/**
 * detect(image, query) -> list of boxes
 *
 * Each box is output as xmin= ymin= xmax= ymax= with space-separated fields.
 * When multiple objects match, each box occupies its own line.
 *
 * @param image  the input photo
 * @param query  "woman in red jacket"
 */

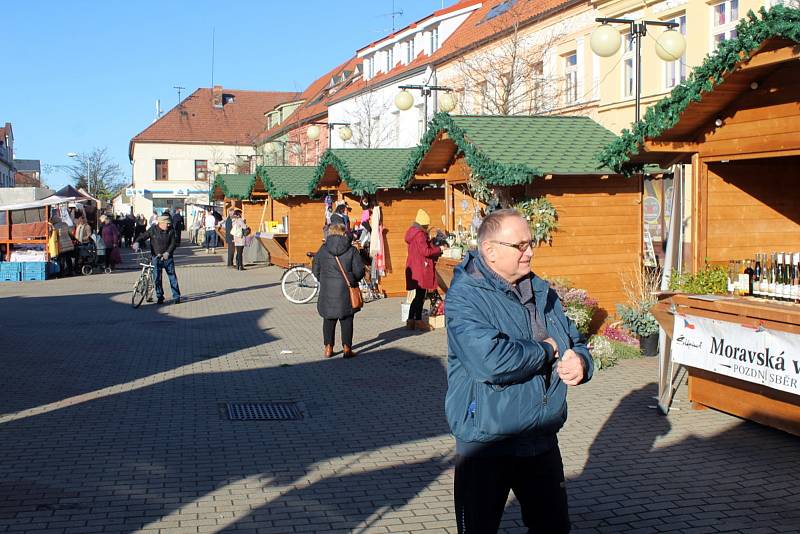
xmin=405 ymin=209 xmax=443 ymax=330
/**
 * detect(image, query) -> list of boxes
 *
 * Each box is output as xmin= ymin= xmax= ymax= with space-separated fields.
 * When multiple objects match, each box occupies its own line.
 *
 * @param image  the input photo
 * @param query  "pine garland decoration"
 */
xmin=212 ymin=173 xmax=257 ymax=200
xmin=599 ymin=5 xmax=800 ymax=176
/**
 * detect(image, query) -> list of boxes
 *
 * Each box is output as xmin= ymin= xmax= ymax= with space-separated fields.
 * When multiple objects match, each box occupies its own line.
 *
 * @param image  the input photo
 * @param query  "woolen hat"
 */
xmin=157 ymin=214 xmax=171 ymax=224
xmin=415 ymin=209 xmax=430 ymax=226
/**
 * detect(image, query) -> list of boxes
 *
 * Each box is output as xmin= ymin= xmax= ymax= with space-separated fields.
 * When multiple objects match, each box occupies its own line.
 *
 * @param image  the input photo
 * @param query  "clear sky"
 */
xmin=4 ymin=0 xmax=449 ymax=190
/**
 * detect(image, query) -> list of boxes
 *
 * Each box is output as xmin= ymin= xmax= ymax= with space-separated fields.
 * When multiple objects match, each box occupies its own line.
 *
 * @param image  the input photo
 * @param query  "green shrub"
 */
xmin=668 ymin=264 xmax=728 ymax=295
xmin=616 ymin=304 xmax=659 ymax=337
xmin=589 ymin=335 xmax=644 ymax=370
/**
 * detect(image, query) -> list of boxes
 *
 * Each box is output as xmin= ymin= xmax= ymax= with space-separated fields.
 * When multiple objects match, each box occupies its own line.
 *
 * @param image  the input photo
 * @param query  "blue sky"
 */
xmin=4 ymin=0 xmax=449 ymax=189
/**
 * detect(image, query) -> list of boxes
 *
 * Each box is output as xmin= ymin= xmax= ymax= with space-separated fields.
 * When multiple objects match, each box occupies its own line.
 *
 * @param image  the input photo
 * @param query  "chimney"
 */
xmin=212 ymin=85 xmax=223 ymax=108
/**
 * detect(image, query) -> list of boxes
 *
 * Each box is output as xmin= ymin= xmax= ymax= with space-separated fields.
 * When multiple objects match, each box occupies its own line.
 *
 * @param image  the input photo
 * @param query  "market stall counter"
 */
xmin=652 ymin=294 xmax=800 ymax=436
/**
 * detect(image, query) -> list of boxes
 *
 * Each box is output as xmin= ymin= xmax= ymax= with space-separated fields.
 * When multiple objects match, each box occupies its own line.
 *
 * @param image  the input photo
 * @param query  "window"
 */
xmin=155 ymin=159 xmax=168 ymax=181
xmin=366 ymin=57 xmax=374 ymax=78
xmin=387 ymin=48 xmax=394 ymax=71
xmin=565 ymin=53 xmax=578 ymax=104
xmin=430 ymin=27 xmax=439 ymax=53
xmin=712 ymin=0 xmax=738 ymax=48
xmin=406 ymin=40 xmax=415 ymax=63
xmin=622 ymin=35 xmax=635 ymax=98
xmin=194 ymin=160 xmax=208 ymax=181
xmin=664 ymin=16 xmax=687 ymax=89
xmin=481 ymin=0 xmax=517 ymax=23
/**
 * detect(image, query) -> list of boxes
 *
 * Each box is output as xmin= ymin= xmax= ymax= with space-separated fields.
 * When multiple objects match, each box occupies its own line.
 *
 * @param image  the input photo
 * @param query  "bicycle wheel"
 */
xmin=282 ymin=266 xmax=318 ymax=304
xmin=81 ymin=264 xmax=93 ymax=276
xmin=131 ymin=275 xmax=147 ymax=308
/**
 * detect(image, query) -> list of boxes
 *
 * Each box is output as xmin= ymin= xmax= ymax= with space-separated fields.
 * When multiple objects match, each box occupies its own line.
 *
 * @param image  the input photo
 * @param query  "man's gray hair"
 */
xmin=477 ymin=208 xmax=525 ymax=247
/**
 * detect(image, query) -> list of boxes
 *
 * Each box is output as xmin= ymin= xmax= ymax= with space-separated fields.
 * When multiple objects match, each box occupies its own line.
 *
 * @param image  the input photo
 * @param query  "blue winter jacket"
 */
xmin=444 ymin=250 xmax=593 ymax=444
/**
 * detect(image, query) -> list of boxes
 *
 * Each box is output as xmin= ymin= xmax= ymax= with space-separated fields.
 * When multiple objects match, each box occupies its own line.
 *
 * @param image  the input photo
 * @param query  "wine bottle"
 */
xmin=759 ymin=253 xmax=769 ymax=297
xmin=744 ymin=259 xmax=754 ymax=296
xmin=794 ymin=252 xmax=800 ymax=303
xmin=783 ymin=253 xmax=793 ymax=301
xmin=753 ymin=254 xmax=762 ymax=297
xmin=768 ymin=253 xmax=777 ymax=299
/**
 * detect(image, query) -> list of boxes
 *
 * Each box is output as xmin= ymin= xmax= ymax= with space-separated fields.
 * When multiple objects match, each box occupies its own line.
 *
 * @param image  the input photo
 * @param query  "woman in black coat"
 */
xmin=312 ymin=223 xmax=365 ymax=359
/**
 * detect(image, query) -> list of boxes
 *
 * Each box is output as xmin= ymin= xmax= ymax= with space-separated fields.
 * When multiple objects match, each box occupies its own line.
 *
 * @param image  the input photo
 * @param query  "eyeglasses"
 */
xmin=490 ymin=239 xmax=536 ymax=253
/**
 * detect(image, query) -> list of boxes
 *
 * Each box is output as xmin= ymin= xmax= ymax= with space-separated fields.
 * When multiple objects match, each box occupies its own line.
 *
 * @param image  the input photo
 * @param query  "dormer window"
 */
xmin=406 ymin=39 xmax=415 ymax=63
xmin=222 ymin=94 xmax=235 ymax=105
xmin=430 ymin=27 xmax=439 ymax=52
xmin=387 ymin=48 xmax=394 ymax=71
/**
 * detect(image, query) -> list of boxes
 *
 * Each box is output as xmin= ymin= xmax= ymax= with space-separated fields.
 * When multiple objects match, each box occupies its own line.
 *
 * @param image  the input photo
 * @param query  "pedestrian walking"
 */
xmin=404 ymin=209 xmax=443 ymax=330
xmin=230 ymin=209 xmax=249 ymax=270
xmin=312 ymin=223 xmax=364 ymax=359
xmin=203 ymin=208 xmax=217 ymax=253
xmin=444 ymin=209 xmax=593 ymax=534
xmin=100 ymin=215 xmax=120 ymax=270
xmin=133 ymin=214 xmax=181 ymax=305
xmin=224 ymin=208 xmax=235 ymax=267
xmin=173 ymin=208 xmax=184 ymax=237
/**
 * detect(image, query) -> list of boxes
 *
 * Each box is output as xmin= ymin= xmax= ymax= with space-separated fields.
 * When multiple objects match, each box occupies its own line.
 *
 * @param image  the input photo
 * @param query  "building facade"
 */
xmin=129 ymin=86 xmax=298 ymax=216
xmin=0 ymin=123 xmax=16 ymax=188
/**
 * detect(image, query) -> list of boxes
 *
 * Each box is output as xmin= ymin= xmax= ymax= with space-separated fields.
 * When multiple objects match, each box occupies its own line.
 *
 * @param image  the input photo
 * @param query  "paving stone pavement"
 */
xmin=1 ymin=244 xmax=798 ymax=534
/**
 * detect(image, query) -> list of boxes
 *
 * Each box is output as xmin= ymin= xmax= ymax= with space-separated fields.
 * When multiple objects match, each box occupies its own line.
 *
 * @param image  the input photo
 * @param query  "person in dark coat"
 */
xmin=312 ymin=223 xmax=365 ymax=359
xmin=223 ymin=208 xmax=235 ymax=268
xmin=405 ymin=208 xmax=443 ymax=330
xmin=133 ymin=214 xmax=181 ymax=305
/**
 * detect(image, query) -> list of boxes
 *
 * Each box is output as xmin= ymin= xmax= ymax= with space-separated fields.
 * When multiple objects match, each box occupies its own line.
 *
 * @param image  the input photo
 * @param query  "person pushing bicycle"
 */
xmin=133 ymin=214 xmax=181 ymax=305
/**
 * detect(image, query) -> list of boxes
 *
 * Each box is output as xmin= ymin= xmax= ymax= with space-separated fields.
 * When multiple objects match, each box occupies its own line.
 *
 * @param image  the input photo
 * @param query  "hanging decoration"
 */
xmin=513 ymin=197 xmax=559 ymax=246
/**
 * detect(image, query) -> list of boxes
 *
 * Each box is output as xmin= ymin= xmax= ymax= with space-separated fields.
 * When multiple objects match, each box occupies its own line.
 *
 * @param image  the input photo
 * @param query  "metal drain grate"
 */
xmin=224 ymin=402 xmax=303 ymax=421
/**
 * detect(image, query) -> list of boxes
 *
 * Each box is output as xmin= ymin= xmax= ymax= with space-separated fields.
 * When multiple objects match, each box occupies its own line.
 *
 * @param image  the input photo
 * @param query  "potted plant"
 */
xmin=617 ymin=265 xmax=661 ymax=356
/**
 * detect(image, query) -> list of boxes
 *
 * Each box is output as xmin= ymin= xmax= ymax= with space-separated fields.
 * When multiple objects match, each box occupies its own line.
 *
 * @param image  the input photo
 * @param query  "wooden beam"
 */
xmin=644 ymin=140 xmax=699 ymax=153
xmin=739 ymin=44 xmax=800 ymax=71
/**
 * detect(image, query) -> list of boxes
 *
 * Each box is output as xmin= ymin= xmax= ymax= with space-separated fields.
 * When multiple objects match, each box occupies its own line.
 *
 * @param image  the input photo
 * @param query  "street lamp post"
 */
xmin=306 ymin=122 xmax=352 ymax=149
xmin=590 ymin=18 xmax=685 ymax=123
xmin=67 ymin=152 xmax=91 ymax=196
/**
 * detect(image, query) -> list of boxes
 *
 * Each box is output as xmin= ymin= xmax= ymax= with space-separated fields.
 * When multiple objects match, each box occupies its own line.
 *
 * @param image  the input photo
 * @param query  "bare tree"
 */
xmin=66 ymin=147 xmax=125 ymax=200
xmin=347 ymin=88 xmax=394 ymax=148
xmin=452 ymin=5 xmax=585 ymax=116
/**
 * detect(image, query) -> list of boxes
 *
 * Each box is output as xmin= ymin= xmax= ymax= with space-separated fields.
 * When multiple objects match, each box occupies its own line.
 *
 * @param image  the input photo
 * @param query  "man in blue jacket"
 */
xmin=445 ymin=209 xmax=593 ymax=533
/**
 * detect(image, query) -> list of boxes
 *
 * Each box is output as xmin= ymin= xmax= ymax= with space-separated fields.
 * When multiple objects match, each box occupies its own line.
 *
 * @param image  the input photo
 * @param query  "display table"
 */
xmin=255 ymin=232 xmax=290 ymax=268
xmin=652 ymin=294 xmax=800 ymax=436
xmin=436 ymin=257 xmax=461 ymax=292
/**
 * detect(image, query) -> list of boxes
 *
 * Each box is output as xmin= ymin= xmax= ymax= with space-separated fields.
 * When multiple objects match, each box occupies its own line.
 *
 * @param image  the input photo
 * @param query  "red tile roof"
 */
xmin=329 ymin=0 xmax=579 ymax=105
xmin=256 ymin=56 xmax=362 ymax=143
xmin=15 ymin=171 xmax=40 ymax=187
xmin=129 ymin=87 xmax=300 ymax=159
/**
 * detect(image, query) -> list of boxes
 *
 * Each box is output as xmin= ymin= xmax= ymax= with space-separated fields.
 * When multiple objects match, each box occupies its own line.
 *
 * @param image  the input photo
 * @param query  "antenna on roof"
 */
xmin=173 ymin=86 xmax=185 ymax=106
xmin=211 ymin=27 xmax=216 ymax=88
xmin=382 ymin=0 xmax=403 ymax=32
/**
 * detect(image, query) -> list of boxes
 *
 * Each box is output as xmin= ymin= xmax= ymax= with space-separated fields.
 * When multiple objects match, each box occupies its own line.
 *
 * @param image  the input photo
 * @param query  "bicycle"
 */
xmin=281 ymin=252 xmax=319 ymax=304
xmin=131 ymin=251 xmax=155 ymax=308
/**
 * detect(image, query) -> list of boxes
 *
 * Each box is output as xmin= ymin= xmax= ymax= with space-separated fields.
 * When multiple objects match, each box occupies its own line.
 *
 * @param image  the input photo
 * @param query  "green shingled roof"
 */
xmin=310 ymin=148 xmax=416 ymax=195
xmin=399 ymin=113 xmax=617 ymax=187
xmin=257 ymin=166 xmax=316 ymax=199
xmin=599 ymin=5 xmax=800 ymax=175
xmin=213 ymin=174 xmax=257 ymax=199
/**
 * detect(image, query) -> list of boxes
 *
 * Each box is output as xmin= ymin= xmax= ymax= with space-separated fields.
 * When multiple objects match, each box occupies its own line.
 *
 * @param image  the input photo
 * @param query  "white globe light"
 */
xmin=263 ymin=142 xmax=276 ymax=154
xmin=439 ymin=92 xmax=457 ymax=113
xmin=338 ymin=126 xmax=353 ymax=142
xmin=306 ymin=124 xmax=321 ymax=140
xmin=655 ymin=29 xmax=686 ymax=62
xmin=395 ymin=90 xmax=414 ymax=111
xmin=590 ymin=24 xmax=621 ymax=57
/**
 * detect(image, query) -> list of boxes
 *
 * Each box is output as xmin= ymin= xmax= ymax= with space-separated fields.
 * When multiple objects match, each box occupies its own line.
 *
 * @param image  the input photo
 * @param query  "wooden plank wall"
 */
xmin=376 ymin=189 xmax=446 ymax=296
xmin=524 ymin=175 xmax=643 ymax=326
xmin=241 ymin=201 xmax=263 ymax=231
xmin=285 ymin=197 xmax=326 ymax=264
xmin=704 ymin=157 xmax=800 ymax=264
xmin=452 ymin=185 xmax=485 ymax=233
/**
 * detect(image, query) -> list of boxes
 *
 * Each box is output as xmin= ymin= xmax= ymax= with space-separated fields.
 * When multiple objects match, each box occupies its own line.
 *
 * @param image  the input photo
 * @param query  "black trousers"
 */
xmin=454 ymin=446 xmax=570 ymax=534
xmin=235 ymin=246 xmax=244 ymax=269
xmin=409 ymin=288 xmax=426 ymax=320
xmin=323 ymin=315 xmax=354 ymax=347
xmin=227 ymin=241 xmax=235 ymax=266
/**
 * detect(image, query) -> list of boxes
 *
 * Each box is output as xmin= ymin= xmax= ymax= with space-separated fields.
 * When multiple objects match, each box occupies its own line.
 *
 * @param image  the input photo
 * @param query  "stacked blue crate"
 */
xmin=0 ymin=262 xmax=22 ymax=282
xmin=21 ymin=262 xmax=48 ymax=281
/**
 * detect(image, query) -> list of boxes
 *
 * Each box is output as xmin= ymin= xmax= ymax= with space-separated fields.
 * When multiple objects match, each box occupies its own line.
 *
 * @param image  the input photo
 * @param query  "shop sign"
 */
xmin=125 ymin=187 xmax=147 ymax=197
xmin=672 ymin=314 xmax=800 ymax=396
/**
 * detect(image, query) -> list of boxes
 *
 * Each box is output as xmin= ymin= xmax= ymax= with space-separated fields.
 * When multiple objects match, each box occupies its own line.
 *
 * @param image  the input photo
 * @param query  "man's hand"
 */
xmin=160 ymin=252 xmax=170 ymax=260
xmin=543 ymin=337 xmax=559 ymax=359
xmin=557 ymin=349 xmax=585 ymax=386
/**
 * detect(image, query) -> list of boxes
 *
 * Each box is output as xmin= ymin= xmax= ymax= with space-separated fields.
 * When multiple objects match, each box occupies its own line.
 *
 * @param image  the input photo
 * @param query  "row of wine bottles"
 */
xmin=728 ymin=253 xmax=800 ymax=301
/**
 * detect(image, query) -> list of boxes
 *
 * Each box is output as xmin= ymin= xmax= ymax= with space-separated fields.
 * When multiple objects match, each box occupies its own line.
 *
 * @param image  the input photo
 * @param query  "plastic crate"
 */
xmin=0 ymin=262 xmax=22 ymax=274
xmin=21 ymin=262 xmax=48 ymax=281
xmin=0 ymin=270 xmax=21 ymax=282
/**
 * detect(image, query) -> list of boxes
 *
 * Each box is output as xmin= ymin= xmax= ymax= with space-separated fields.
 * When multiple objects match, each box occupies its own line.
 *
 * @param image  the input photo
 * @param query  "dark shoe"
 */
xmin=324 ymin=345 xmax=333 ymax=358
xmin=172 ymin=297 xmax=181 ymax=304
xmin=156 ymin=297 xmax=165 ymax=305
xmin=146 ymin=296 xmax=154 ymax=303
xmin=406 ymin=319 xmax=415 ymax=330
xmin=342 ymin=346 xmax=356 ymax=359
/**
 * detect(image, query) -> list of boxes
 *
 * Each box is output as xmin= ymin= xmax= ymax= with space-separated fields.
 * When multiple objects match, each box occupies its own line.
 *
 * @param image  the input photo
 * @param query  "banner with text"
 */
xmin=672 ymin=314 xmax=800 ymax=396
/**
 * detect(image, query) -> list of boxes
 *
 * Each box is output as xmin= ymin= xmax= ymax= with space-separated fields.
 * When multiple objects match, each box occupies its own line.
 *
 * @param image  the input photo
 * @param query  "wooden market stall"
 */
xmin=601 ymin=8 xmax=800 ymax=434
xmin=402 ymin=113 xmax=644 ymax=324
xmin=257 ymin=166 xmax=324 ymax=268
xmin=211 ymin=173 xmax=269 ymax=244
xmin=312 ymin=148 xmax=445 ymax=296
